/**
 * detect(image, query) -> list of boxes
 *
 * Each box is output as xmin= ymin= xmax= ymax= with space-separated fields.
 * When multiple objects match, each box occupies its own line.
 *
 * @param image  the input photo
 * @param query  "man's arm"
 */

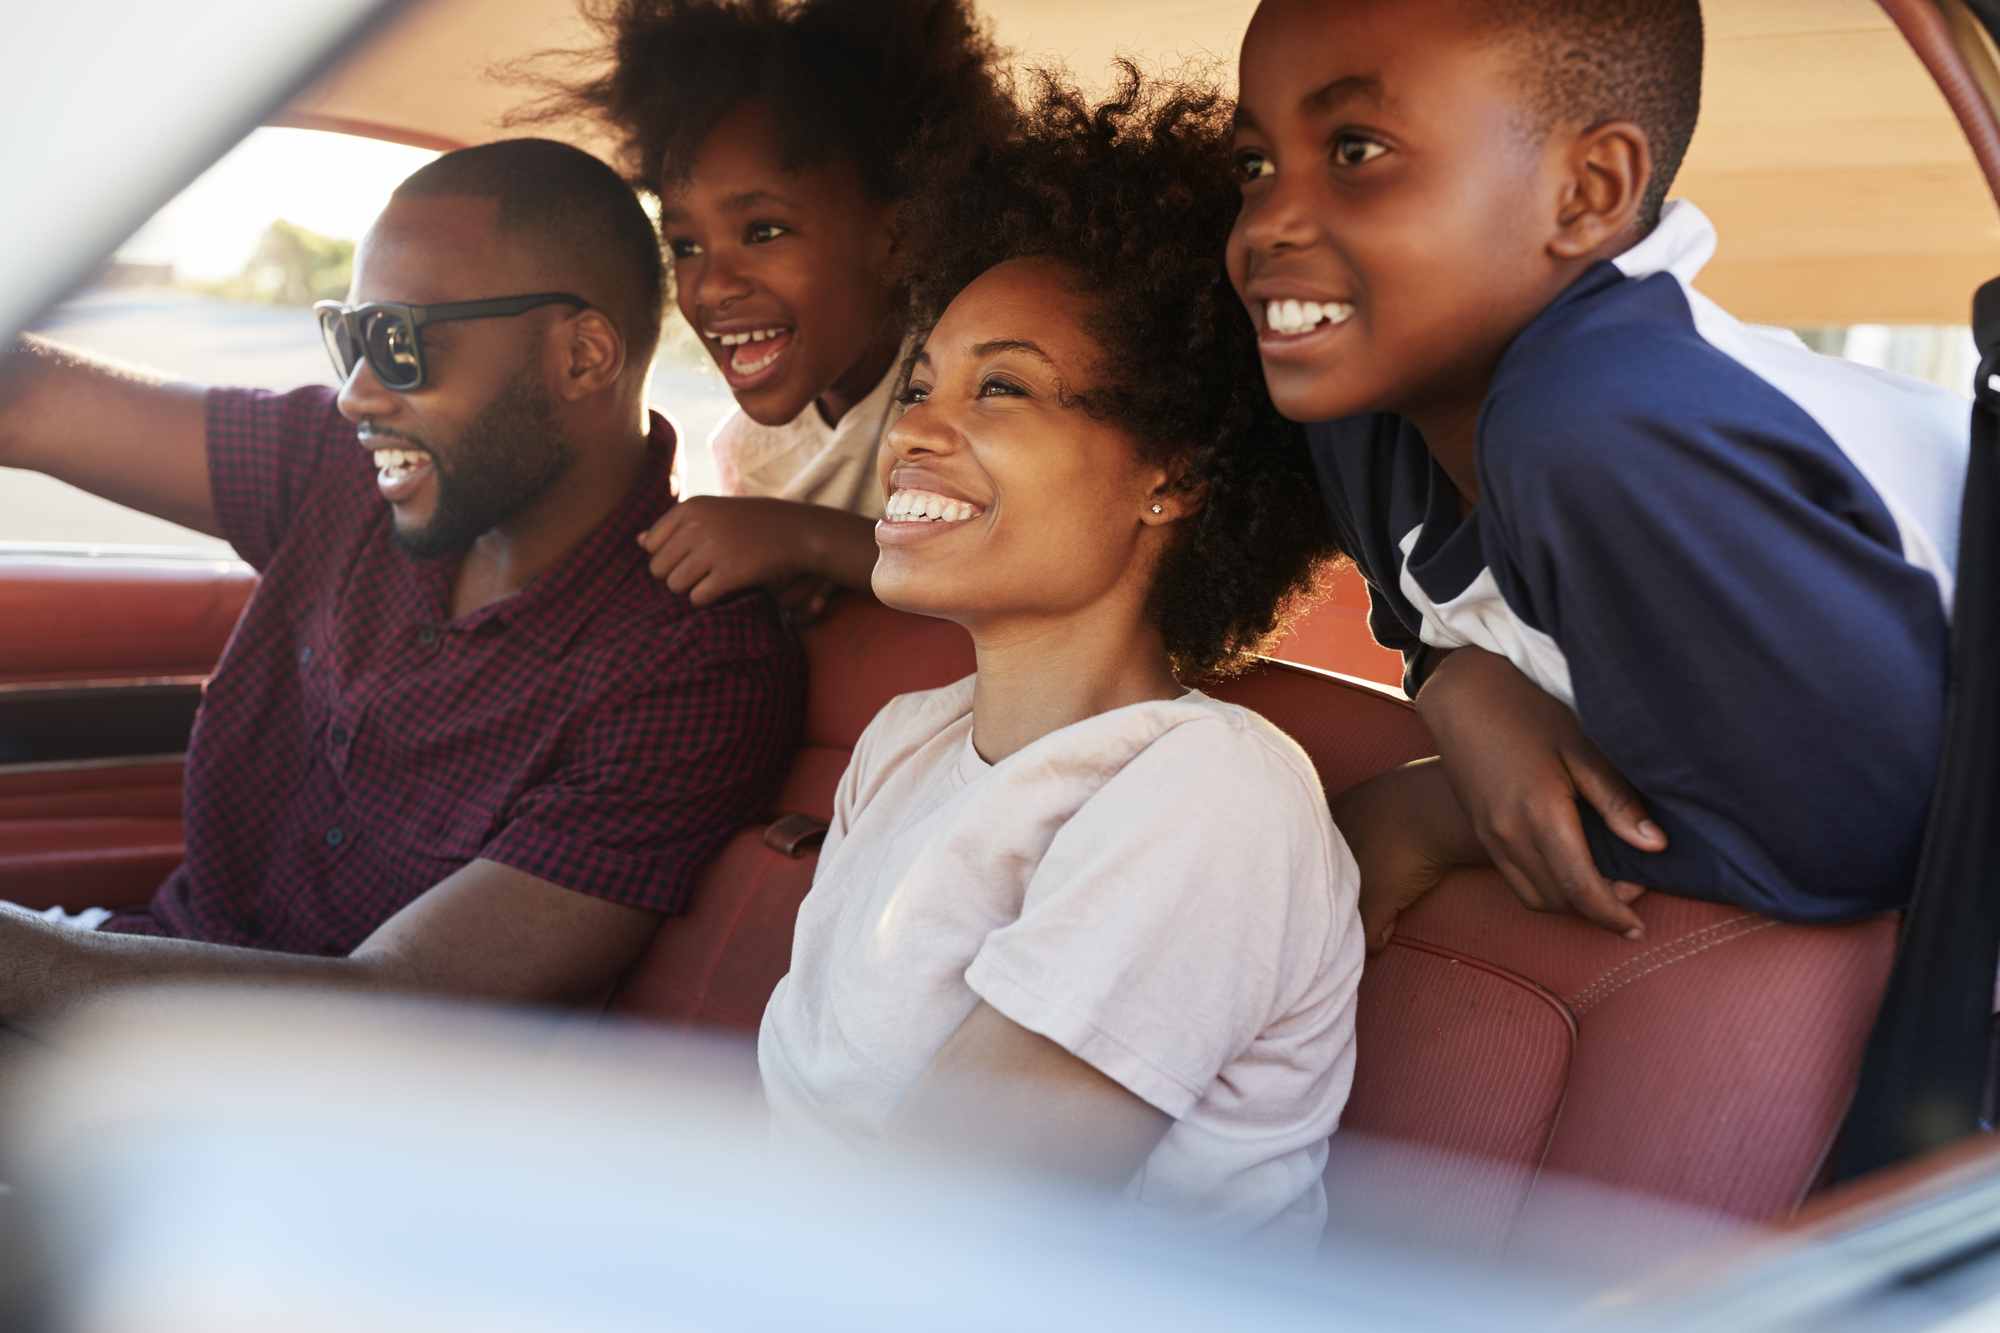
xmin=0 ymin=858 xmax=661 ymax=1029
xmin=0 ymin=335 xmax=218 ymax=535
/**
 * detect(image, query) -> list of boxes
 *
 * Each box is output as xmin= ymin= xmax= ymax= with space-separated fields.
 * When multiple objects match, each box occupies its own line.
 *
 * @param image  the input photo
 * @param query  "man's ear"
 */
xmin=550 ymin=309 xmax=626 ymax=401
xmin=1548 ymin=120 xmax=1651 ymax=261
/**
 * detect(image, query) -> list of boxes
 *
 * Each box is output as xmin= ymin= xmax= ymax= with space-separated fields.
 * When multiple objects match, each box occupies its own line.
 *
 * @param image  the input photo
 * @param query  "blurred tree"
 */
xmin=202 ymin=220 xmax=353 ymax=306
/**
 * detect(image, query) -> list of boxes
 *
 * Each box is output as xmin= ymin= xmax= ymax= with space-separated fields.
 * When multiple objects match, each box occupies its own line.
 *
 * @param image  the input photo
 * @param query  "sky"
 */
xmin=115 ymin=127 xmax=440 ymax=283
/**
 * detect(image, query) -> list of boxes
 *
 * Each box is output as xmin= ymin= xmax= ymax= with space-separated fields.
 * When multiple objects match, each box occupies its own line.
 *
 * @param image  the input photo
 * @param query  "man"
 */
xmin=0 ymin=139 xmax=805 ymax=1034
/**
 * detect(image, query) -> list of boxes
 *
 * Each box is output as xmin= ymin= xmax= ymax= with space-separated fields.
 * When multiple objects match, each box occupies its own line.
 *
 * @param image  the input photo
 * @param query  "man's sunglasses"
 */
xmin=314 ymin=292 xmax=589 ymax=392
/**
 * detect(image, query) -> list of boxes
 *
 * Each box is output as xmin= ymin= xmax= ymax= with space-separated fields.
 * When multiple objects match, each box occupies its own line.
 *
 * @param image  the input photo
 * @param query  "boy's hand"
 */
xmin=1414 ymin=646 xmax=1663 ymax=942
xmin=637 ymin=495 xmax=878 ymax=613
xmin=1331 ymin=758 xmax=1486 ymax=952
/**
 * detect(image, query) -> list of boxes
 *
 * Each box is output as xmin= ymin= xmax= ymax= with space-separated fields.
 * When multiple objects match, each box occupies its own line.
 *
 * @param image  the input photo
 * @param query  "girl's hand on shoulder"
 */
xmin=1414 ymin=646 xmax=1663 ymax=942
xmin=637 ymin=496 xmax=875 ymax=615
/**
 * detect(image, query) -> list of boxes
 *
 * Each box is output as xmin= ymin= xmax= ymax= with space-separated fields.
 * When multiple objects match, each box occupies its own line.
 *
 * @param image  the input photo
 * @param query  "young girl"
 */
xmin=758 ymin=68 xmax=1359 ymax=1251
xmin=551 ymin=0 xmax=1012 ymax=618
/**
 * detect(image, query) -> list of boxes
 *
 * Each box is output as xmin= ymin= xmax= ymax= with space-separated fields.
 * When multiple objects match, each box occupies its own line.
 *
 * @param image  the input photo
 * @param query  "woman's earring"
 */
xmin=1151 ymin=503 xmax=1163 ymax=514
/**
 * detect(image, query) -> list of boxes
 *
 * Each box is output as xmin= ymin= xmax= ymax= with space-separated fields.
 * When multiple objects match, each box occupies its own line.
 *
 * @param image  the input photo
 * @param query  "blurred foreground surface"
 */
xmin=0 ymin=988 xmax=1585 ymax=1333
xmin=10 ymin=989 xmax=2000 ymax=1331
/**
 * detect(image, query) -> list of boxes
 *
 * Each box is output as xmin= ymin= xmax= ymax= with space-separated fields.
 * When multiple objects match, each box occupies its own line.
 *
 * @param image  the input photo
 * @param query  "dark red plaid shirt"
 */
xmin=103 ymin=386 xmax=805 ymax=954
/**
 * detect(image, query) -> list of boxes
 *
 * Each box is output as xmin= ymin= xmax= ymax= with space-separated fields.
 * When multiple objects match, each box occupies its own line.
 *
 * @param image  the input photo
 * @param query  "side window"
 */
xmin=5 ymin=127 xmax=438 ymax=559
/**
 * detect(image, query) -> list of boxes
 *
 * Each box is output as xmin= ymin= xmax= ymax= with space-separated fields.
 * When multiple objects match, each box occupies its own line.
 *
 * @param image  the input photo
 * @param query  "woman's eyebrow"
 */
xmin=971 ymin=338 xmax=1055 ymax=365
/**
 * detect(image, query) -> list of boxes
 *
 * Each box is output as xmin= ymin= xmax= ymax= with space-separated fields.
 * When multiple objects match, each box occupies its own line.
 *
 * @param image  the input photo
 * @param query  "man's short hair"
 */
xmin=393 ymin=137 xmax=667 ymax=365
xmin=1477 ymin=0 xmax=1703 ymax=229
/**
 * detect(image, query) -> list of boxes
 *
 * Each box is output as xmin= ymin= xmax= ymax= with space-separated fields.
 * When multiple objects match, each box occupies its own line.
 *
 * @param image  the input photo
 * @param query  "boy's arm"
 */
xmin=1414 ymin=645 xmax=1662 ymax=940
xmin=0 ymin=335 xmax=218 ymax=535
xmin=639 ymin=495 xmax=878 ymax=619
xmin=1475 ymin=376 xmax=1950 ymax=923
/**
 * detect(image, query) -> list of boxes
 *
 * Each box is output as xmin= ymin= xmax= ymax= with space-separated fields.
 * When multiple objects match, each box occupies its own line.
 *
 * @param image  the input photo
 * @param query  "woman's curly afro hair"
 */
xmin=521 ymin=0 xmax=1013 ymax=201
xmin=900 ymin=64 xmax=1339 ymax=679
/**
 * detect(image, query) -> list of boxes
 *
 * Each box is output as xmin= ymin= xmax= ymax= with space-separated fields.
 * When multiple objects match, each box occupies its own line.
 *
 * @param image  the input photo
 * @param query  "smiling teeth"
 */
xmin=710 ymin=327 xmax=789 ymax=347
xmin=885 ymin=489 xmax=981 ymax=522
xmin=372 ymin=447 xmax=430 ymax=479
xmin=731 ymin=342 xmax=785 ymax=376
xmin=1265 ymin=299 xmax=1355 ymax=336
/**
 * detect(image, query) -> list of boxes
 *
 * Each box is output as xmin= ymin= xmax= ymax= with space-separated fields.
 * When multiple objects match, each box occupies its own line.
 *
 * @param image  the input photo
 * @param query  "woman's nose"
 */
xmin=883 ymin=401 xmax=956 ymax=460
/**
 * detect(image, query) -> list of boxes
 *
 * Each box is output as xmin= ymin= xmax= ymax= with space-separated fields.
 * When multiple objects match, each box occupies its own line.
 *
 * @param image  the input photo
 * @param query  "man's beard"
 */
xmin=394 ymin=371 xmax=572 ymax=559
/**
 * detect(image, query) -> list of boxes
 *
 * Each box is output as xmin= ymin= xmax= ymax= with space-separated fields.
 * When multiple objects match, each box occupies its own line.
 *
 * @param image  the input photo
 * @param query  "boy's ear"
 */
xmin=1548 ymin=120 xmax=1651 ymax=261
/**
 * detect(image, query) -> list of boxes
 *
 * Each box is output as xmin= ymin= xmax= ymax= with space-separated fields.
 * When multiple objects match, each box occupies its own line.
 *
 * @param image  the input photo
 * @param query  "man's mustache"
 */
xmin=358 ymin=425 xmax=427 ymax=449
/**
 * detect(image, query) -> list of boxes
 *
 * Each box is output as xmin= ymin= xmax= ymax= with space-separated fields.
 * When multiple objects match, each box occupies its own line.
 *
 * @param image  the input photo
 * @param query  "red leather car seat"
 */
xmin=605 ymin=596 xmax=977 ymax=1028
xmin=612 ymin=597 xmax=1897 ymax=1252
xmin=1202 ymin=662 xmax=1897 ymax=1250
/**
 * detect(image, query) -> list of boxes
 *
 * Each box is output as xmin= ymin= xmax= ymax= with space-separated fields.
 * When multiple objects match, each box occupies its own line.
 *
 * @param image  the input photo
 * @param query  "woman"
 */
xmin=758 ymin=67 xmax=1361 ymax=1251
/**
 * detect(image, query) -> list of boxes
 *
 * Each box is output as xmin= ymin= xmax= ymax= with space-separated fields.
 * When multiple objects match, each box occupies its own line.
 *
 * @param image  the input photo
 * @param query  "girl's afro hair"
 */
xmin=517 ymin=0 xmax=1013 ymax=201
xmin=899 ymin=62 xmax=1340 ymax=679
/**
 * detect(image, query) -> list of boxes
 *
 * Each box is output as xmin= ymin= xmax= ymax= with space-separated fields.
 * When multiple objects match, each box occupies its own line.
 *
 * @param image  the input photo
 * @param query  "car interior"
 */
xmin=7 ymin=0 xmax=2000 ymax=1292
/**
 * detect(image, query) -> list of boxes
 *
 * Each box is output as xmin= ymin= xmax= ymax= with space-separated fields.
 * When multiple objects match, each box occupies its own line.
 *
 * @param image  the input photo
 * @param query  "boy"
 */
xmin=539 ymin=0 xmax=1011 ymax=620
xmin=1227 ymin=0 xmax=1968 ymax=945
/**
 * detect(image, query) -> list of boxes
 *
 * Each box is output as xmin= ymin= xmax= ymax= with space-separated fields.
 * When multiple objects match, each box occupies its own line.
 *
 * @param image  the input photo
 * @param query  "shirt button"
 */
xmin=324 ymin=826 xmax=345 ymax=847
xmin=242 ymin=916 xmax=264 ymax=939
xmin=330 ymin=725 xmax=349 ymax=746
xmin=299 ymin=645 xmax=313 ymax=665
xmin=417 ymin=626 xmax=439 ymax=646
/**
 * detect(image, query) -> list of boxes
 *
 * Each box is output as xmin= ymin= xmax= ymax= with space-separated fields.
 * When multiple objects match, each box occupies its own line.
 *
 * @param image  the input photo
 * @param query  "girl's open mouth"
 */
xmin=708 ymin=326 xmax=795 ymax=385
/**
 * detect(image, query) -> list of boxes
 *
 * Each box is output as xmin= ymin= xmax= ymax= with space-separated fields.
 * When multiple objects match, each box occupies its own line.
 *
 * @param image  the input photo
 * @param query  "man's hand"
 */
xmin=637 ymin=495 xmax=878 ymax=619
xmin=1332 ymin=758 xmax=1489 ymax=952
xmin=1415 ymin=645 xmax=1663 ymax=942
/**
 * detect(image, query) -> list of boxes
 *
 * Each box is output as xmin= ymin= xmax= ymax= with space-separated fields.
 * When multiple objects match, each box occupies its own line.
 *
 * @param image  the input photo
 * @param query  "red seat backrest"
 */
xmin=1203 ymin=662 xmax=1896 ymax=1254
xmin=605 ymin=596 xmax=976 ymax=1029
xmin=610 ymin=600 xmax=1896 ymax=1252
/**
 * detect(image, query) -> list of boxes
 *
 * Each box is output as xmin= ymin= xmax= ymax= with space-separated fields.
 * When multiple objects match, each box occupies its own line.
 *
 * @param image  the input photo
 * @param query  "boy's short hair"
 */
xmin=394 ymin=138 xmax=666 ymax=363
xmin=528 ymin=0 xmax=1013 ymax=202
xmin=1478 ymin=0 xmax=1703 ymax=228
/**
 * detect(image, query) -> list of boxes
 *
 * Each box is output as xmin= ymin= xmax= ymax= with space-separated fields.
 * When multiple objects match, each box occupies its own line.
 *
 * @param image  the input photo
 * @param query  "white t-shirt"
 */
xmin=706 ymin=362 xmax=900 ymax=519
xmin=758 ymin=676 xmax=1364 ymax=1250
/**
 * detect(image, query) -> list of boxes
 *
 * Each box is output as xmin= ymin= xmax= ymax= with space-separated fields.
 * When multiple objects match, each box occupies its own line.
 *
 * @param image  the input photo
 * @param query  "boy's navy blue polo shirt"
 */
xmin=1308 ymin=202 xmax=1968 ymax=925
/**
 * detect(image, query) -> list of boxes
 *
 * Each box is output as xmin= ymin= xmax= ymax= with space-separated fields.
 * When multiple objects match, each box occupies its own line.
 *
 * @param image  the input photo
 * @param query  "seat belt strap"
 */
xmin=1839 ymin=277 xmax=2000 ymax=1178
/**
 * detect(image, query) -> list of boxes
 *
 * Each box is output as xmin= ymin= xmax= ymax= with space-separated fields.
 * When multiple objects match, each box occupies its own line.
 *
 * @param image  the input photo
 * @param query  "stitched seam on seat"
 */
xmin=1567 ymin=917 xmax=1749 ymax=1008
xmin=1571 ymin=917 xmax=1777 ymax=1015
